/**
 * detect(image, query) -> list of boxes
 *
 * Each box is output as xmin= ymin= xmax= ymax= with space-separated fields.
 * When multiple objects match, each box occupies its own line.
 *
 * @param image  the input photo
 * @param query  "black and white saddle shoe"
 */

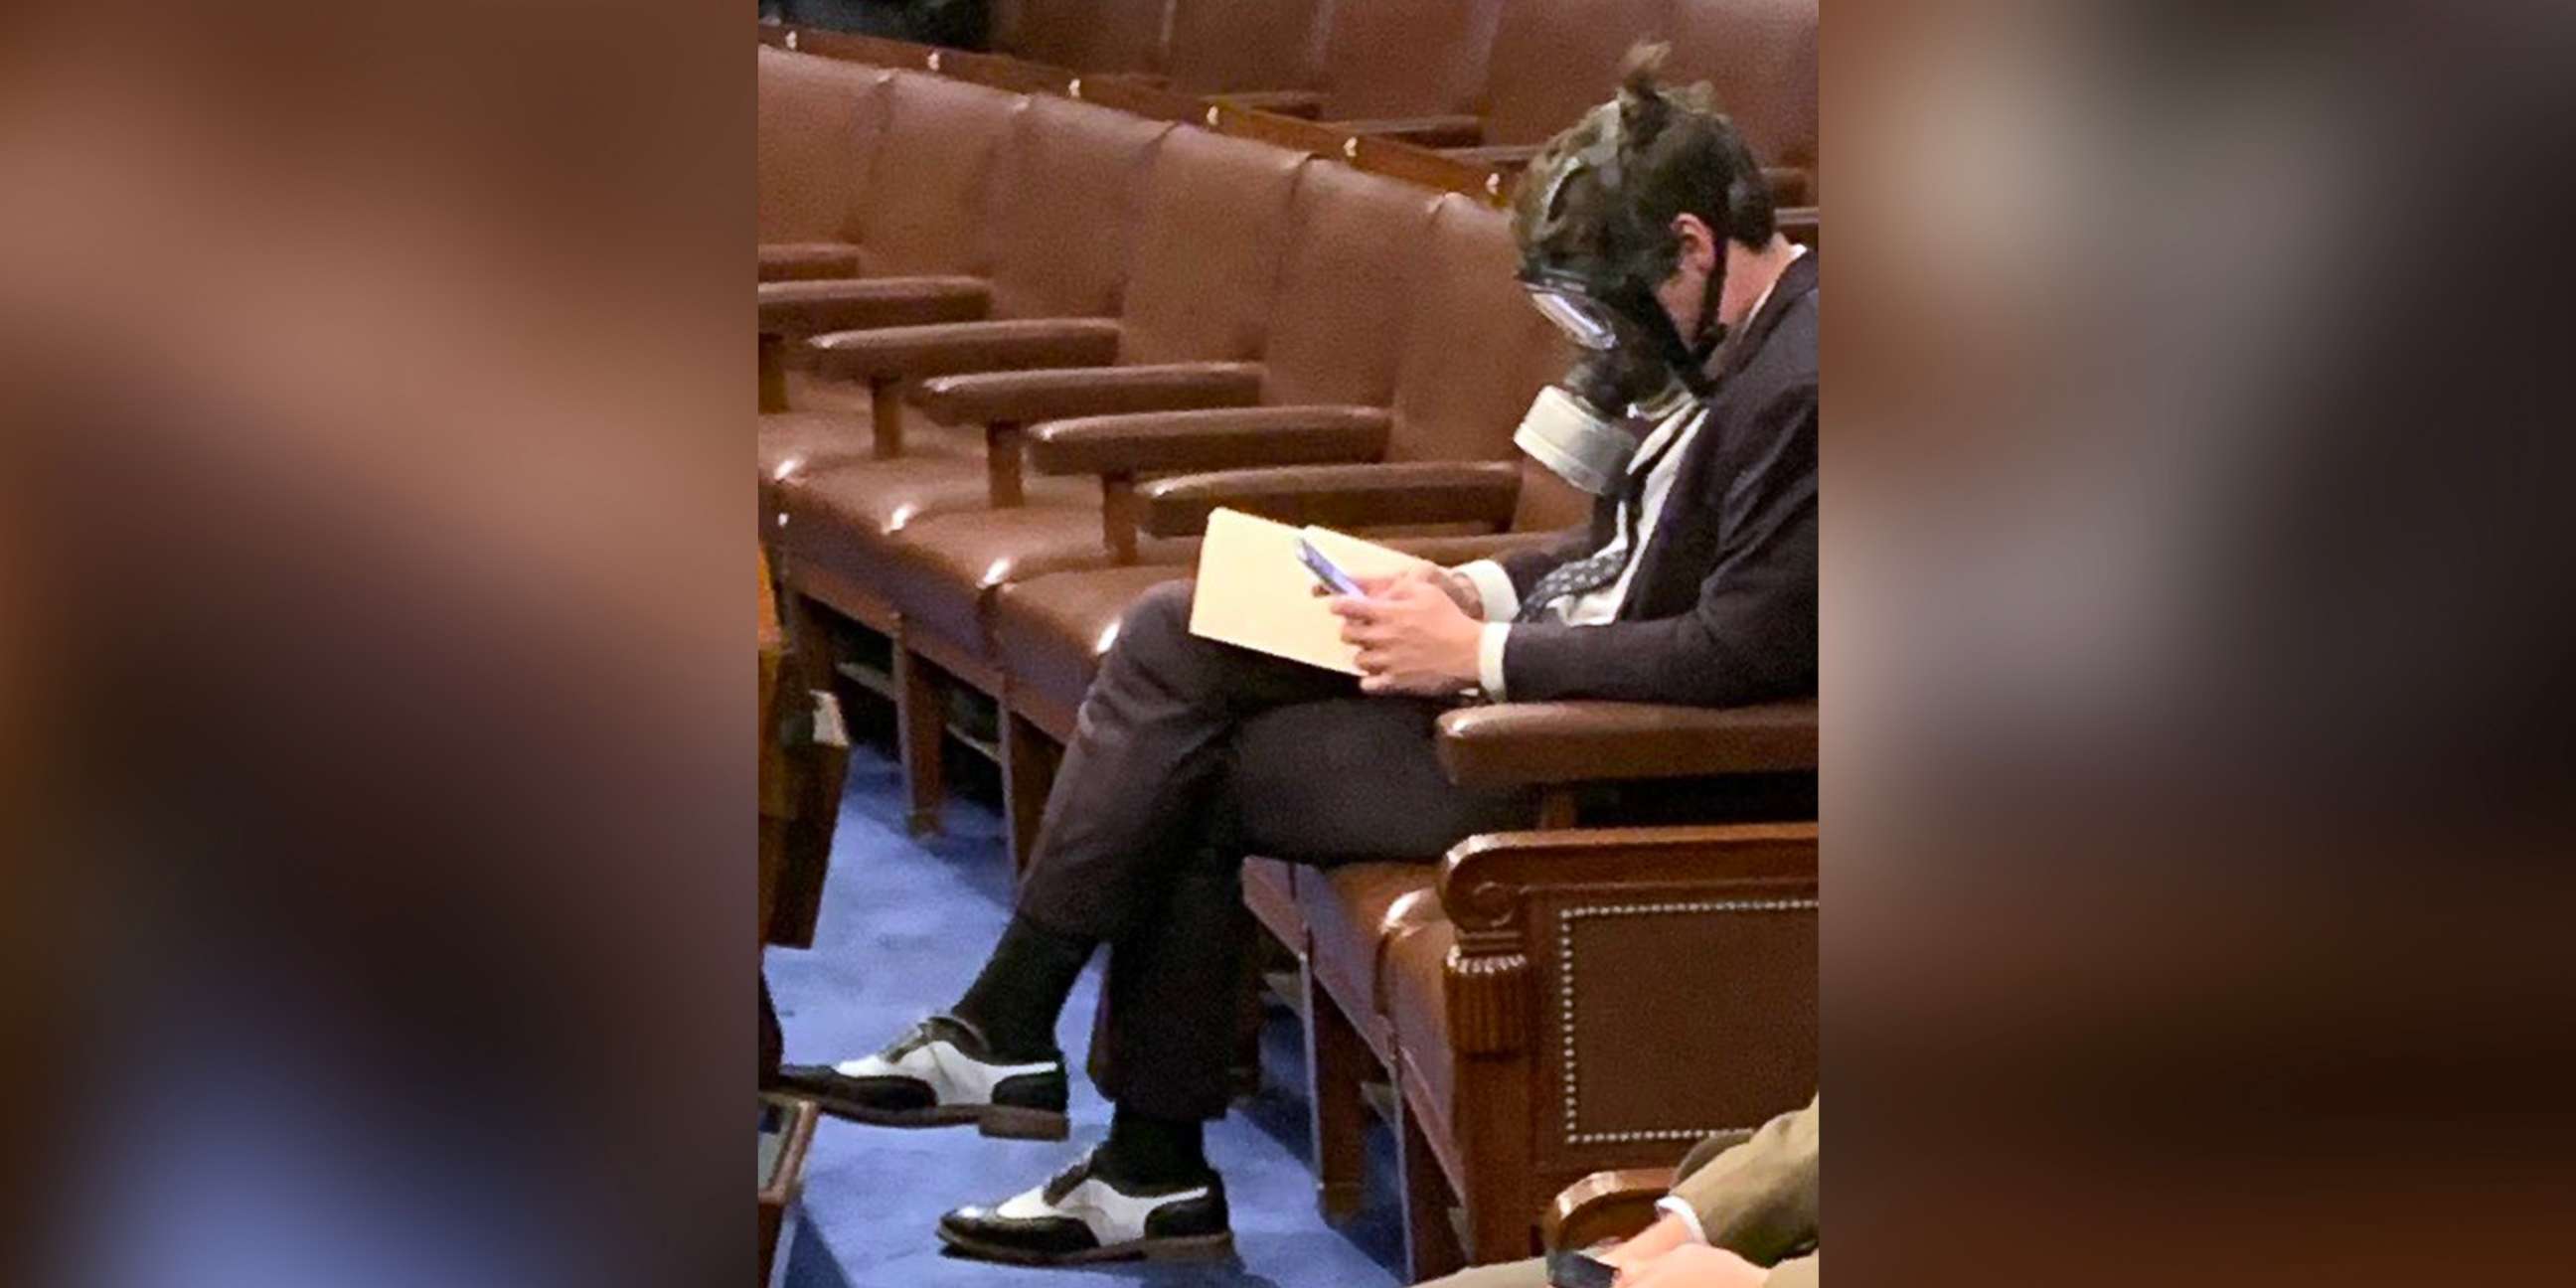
xmin=772 ymin=1015 xmax=1068 ymax=1140
xmin=937 ymin=1152 xmax=1233 ymax=1266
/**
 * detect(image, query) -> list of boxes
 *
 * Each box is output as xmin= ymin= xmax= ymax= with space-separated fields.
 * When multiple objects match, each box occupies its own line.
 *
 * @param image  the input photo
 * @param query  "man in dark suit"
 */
xmin=777 ymin=50 xmax=1818 ymax=1266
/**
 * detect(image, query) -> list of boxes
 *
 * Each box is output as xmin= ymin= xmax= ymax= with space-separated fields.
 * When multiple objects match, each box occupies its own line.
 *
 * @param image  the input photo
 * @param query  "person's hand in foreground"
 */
xmin=1615 ymin=1242 xmax=1769 ymax=1288
xmin=1594 ymin=1210 xmax=1692 ymax=1274
xmin=1328 ymin=567 xmax=1484 ymax=696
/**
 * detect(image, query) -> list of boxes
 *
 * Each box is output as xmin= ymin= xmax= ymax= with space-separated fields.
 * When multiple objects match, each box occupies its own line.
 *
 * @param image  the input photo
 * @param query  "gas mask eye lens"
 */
xmin=1524 ymin=286 xmax=1620 ymax=350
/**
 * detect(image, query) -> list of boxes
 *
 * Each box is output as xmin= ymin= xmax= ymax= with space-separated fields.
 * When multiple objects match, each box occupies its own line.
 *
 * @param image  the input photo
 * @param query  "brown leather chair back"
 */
xmin=983 ymin=95 xmax=1175 ymax=320
xmin=850 ymin=73 xmax=1024 ymax=276
xmin=1666 ymin=0 xmax=1818 ymax=185
xmin=1164 ymin=0 xmax=1329 ymax=94
xmin=991 ymin=0 xmax=1170 ymax=77
xmin=1117 ymin=129 xmax=1312 ymax=366
xmin=1387 ymin=195 xmax=1592 ymax=532
xmin=1314 ymin=0 xmax=1507 ymax=120
xmin=1478 ymin=0 xmax=1669 ymax=146
xmin=1258 ymin=163 xmax=1445 ymax=407
xmin=757 ymin=48 xmax=893 ymax=244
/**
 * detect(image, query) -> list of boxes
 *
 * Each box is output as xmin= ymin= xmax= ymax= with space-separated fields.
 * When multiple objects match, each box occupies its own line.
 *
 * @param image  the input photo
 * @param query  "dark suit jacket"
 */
xmin=1495 ymin=251 xmax=1818 ymax=706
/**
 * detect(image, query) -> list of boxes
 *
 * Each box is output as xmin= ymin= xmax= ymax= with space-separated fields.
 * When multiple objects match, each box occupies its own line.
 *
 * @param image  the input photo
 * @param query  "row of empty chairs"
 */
xmin=980 ymin=0 xmax=1818 ymax=197
xmin=754 ymin=39 xmax=1818 ymax=1277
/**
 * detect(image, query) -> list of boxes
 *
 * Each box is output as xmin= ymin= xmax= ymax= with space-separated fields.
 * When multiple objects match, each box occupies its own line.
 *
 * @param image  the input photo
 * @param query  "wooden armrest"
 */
xmin=1545 ymin=1167 xmax=1679 ymax=1252
xmin=911 ymin=364 xmax=1265 ymax=427
xmin=755 ymin=276 xmax=990 ymax=338
xmin=1435 ymin=700 xmax=1817 ymax=789
xmin=758 ymin=242 xmax=862 ymax=282
xmin=808 ymin=319 xmax=1122 ymax=383
xmin=1026 ymin=406 xmax=1388 ymax=477
xmin=1445 ymin=823 xmax=1815 ymax=889
xmin=1138 ymin=461 xmax=1522 ymax=537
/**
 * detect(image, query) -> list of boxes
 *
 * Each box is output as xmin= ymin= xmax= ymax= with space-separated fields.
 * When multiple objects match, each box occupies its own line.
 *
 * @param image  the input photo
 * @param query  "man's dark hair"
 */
xmin=1515 ymin=44 xmax=1776 ymax=289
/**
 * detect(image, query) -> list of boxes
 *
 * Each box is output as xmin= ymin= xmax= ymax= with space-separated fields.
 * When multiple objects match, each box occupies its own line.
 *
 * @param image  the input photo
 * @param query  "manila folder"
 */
xmin=1186 ymin=508 xmax=1430 ymax=674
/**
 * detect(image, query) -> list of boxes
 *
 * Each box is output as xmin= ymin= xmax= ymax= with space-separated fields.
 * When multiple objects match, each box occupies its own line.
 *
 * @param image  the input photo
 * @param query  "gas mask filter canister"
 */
xmin=1511 ymin=374 xmax=1693 ymax=497
xmin=1513 ymin=385 xmax=1633 ymax=496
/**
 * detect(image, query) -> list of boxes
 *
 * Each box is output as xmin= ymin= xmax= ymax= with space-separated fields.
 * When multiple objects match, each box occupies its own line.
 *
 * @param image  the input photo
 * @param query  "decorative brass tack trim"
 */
xmin=1557 ymin=898 xmax=1817 ymax=1145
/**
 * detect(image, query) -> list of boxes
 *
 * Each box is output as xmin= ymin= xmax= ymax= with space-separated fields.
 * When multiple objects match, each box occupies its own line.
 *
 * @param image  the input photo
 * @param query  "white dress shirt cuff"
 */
xmin=1476 ymin=623 xmax=1513 ymax=703
xmin=1654 ymin=1196 xmax=1711 ymax=1245
xmin=1452 ymin=560 xmax=1521 ymax=623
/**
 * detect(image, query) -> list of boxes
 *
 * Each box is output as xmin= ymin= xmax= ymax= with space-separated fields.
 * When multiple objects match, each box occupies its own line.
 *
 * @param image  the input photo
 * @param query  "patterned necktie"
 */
xmin=1516 ymin=422 xmax=1684 ymax=623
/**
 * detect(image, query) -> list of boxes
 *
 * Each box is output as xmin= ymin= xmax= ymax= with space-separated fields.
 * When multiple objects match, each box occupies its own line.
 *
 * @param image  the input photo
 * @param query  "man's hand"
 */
xmin=1329 ymin=571 xmax=1484 ymax=696
xmin=1596 ymin=1212 xmax=1692 ymax=1274
xmin=1310 ymin=564 xmax=1483 ymax=618
xmin=1617 ymin=1244 xmax=1768 ymax=1288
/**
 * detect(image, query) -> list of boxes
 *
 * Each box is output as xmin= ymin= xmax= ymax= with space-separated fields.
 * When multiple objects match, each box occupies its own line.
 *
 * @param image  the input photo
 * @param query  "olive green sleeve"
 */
xmin=1669 ymin=1095 xmax=1819 ymax=1267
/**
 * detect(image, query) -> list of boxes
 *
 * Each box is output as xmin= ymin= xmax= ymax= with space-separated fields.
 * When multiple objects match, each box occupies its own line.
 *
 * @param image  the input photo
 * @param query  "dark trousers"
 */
xmin=1016 ymin=582 xmax=1533 ymax=1120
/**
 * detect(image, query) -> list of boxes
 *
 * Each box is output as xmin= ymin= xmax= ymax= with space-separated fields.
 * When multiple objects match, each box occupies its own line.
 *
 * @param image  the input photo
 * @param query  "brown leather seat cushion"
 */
xmin=1384 ymin=914 xmax=1458 ymax=1121
xmin=989 ymin=564 xmax=1193 ymax=717
xmin=873 ymin=508 xmax=1198 ymax=656
xmin=779 ymin=459 xmax=1096 ymax=566
xmin=1299 ymin=862 xmax=1443 ymax=1056
xmin=757 ymin=410 xmax=989 ymax=514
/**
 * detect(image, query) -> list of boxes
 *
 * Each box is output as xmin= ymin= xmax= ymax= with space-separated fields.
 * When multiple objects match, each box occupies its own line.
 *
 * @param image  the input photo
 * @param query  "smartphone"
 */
xmin=1295 ymin=536 xmax=1366 ymax=596
xmin=1544 ymin=1249 xmax=1619 ymax=1288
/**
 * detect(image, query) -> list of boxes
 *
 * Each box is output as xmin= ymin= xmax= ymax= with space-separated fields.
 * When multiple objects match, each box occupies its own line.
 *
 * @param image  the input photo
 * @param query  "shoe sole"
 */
xmin=936 ymin=1225 xmax=1235 ymax=1266
xmin=802 ymin=1093 xmax=1070 ymax=1142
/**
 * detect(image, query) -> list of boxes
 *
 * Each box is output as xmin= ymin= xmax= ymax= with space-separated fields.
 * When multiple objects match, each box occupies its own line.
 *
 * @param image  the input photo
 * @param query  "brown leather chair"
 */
xmin=757 ymin=48 xmax=895 ymax=279
xmin=1380 ymin=823 xmax=1817 ymax=1277
xmin=988 ymin=0 xmax=1334 ymax=96
xmin=829 ymin=159 xmax=1443 ymax=827
xmin=773 ymin=123 xmax=1309 ymax=619
xmin=989 ymin=0 xmax=1171 ymax=79
xmin=759 ymin=88 xmax=1174 ymax=519
xmin=1299 ymin=696 xmax=1816 ymax=1272
xmin=1160 ymin=0 xmax=1333 ymax=94
xmin=755 ymin=67 xmax=1029 ymax=485
xmin=1218 ymin=0 xmax=1507 ymax=138
xmin=1665 ymin=0 xmax=1820 ymax=200
xmin=755 ymin=65 xmax=1018 ymax=298
xmin=1398 ymin=0 xmax=1819 ymax=206
xmin=772 ymin=125 xmax=1324 ymax=828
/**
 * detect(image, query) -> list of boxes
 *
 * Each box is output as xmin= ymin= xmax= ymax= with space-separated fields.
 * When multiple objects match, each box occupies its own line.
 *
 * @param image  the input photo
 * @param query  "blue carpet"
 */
xmin=767 ymin=740 xmax=1407 ymax=1288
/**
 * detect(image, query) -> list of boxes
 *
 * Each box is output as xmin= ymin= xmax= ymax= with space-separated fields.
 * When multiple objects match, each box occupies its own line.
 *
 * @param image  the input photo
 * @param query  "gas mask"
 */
xmin=1512 ymin=249 xmax=1724 ymax=496
xmin=1504 ymin=55 xmax=1772 ymax=495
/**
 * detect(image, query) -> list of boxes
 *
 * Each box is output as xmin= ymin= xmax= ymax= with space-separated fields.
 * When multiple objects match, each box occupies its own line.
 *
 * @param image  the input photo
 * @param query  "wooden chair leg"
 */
xmin=890 ymin=626 xmax=944 ymax=837
xmin=1396 ymin=1088 xmax=1466 ymax=1282
xmin=1467 ymin=1165 xmax=1538 ymax=1267
xmin=779 ymin=592 xmax=838 ymax=703
xmin=1302 ymin=959 xmax=1368 ymax=1221
xmin=1000 ymin=710 xmax=1057 ymax=875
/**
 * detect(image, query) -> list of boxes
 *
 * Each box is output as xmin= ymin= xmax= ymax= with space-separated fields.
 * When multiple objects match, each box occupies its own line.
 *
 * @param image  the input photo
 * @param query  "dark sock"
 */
xmin=952 ymin=913 xmax=1097 ymax=1061
xmin=1095 ymin=1104 xmax=1209 ymax=1189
